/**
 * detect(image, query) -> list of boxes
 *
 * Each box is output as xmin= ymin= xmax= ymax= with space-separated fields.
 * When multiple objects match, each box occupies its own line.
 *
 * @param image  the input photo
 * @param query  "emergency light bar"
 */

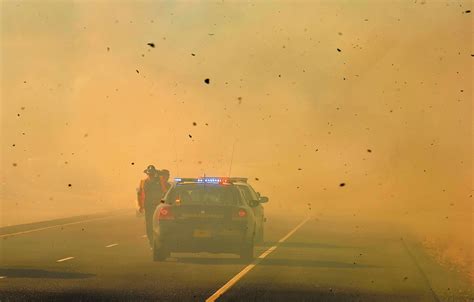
xmin=174 ymin=177 xmax=227 ymax=184
xmin=174 ymin=177 xmax=248 ymax=184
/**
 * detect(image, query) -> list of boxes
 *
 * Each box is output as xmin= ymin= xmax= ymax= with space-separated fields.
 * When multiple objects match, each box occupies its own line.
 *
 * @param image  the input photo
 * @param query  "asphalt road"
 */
xmin=0 ymin=210 xmax=472 ymax=302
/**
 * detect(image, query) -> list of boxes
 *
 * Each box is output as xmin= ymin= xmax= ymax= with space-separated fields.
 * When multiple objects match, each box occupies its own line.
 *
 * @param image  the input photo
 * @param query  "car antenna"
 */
xmin=227 ymin=140 xmax=236 ymax=177
xmin=173 ymin=131 xmax=179 ymax=177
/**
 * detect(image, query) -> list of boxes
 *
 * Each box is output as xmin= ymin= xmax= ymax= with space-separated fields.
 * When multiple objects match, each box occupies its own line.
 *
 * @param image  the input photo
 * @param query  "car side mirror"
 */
xmin=249 ymin=200 xmax=260 ymax=207
xmin=259 ymin=196 xmax=269 ymax=203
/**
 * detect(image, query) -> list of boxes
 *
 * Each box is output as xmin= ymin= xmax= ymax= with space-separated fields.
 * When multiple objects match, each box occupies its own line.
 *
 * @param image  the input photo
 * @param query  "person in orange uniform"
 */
xmin=159 ymin=169 xmax=171 ymax=194
xmin=137 ymin=165 xmax=169 ymax=247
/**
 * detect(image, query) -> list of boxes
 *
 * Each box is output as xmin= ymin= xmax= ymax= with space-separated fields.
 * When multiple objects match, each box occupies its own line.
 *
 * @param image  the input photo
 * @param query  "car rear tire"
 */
xmin=255 ymin=225 xmax=264 ymax=245
xmin=153 ymin=239 xmax=170 ymax=262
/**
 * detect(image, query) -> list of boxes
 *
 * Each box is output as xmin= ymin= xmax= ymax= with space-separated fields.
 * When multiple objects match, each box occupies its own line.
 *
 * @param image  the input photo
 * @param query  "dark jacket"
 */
xmin=137 ymin=176 xmax=170 ymax=209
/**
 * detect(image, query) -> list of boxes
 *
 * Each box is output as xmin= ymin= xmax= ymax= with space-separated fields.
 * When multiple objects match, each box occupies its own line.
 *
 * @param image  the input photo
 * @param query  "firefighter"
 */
xmin=159 ymin=169 xmax=171 ymax=194
xmin=137 ymin=165 xmax=166 ymax=247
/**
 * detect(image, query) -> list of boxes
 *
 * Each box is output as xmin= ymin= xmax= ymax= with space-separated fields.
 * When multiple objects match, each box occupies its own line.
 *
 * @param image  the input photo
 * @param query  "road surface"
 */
xmin=0 ymin=210 xmax=472 ymax=301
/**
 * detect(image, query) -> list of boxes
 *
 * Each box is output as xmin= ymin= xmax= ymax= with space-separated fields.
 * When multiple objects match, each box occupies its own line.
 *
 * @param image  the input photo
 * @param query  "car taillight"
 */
xmin=156 ymin=206 xmax=174 ymax=220
xmin=232 ymin=208 xmax=248 ymax=220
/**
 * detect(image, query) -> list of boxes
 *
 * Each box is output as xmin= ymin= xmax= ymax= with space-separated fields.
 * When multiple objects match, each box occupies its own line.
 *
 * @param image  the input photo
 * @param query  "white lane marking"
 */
xmin=105 ymin=243 xmax=118 ymax=248
xmin=0 ymin=214 xmax=126 ymax=238
xmin=206 ymin=216 xmax=311 ymax=302
xmin=0 ymin=276 xmax=6 ymax=279
xmin=56 ymin=257 xmax=74 ymax=263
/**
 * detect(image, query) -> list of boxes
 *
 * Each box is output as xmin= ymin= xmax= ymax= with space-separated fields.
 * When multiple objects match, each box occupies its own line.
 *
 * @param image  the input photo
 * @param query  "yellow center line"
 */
xmin=205 ymin=216 xmax=311 ymax=302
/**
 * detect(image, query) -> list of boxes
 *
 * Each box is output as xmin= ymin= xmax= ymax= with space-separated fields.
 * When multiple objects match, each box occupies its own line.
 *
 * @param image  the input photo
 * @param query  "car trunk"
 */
xmin=163 ymin=204 xmax=245 ymax=238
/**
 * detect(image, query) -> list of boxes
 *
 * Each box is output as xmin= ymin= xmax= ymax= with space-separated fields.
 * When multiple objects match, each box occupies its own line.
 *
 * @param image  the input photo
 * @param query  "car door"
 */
xmin=246 ymin=185 xmax=264 ymax=225
xmin=237 ymin=185 xmax=264 ymax=229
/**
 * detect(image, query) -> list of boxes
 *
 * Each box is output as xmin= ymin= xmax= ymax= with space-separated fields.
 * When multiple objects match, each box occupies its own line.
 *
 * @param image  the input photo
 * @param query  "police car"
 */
xmin=152 ymin=177 xmax=269 ymax=262
xmin=232 ymin=180 xmax=268 ymax=244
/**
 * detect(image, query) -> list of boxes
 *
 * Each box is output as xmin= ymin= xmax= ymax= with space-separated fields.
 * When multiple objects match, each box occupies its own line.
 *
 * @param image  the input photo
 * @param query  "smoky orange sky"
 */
xmin=1 ymin=0 xmax=472 ymax=272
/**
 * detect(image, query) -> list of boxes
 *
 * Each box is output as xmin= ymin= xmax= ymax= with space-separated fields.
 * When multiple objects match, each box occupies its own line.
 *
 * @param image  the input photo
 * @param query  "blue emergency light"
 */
xmin=174 ymin=177 xmax=227 ymax=183
xmin=174 ymin=177 xmax=248 ymax=184
xmin=198 ymin=178 xmax=223 ymax=183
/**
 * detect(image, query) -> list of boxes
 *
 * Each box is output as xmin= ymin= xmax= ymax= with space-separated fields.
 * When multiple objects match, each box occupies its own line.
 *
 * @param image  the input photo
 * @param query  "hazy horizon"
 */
xmin=1 ymin=0 xmax=472 ymax=283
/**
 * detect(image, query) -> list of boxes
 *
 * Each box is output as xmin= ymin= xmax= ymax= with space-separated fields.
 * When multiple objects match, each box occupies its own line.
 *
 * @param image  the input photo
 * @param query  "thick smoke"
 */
xmin=1 ymin=0 xmax=472 ymax=281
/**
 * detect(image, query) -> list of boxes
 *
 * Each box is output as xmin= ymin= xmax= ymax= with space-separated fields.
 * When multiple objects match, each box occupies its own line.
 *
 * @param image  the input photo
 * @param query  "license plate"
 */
xmin=193 ymin=229 xmax=211 ymax=238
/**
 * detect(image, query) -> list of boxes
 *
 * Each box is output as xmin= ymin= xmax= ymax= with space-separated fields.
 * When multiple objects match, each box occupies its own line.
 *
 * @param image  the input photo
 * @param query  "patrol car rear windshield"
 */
xmin=166 ymin=184 xmax=241 ymax=206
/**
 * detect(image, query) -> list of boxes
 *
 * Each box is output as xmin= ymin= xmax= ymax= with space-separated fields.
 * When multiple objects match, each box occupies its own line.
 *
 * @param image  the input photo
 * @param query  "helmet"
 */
xmin=143 ymin=165 xmax=157 ymax=175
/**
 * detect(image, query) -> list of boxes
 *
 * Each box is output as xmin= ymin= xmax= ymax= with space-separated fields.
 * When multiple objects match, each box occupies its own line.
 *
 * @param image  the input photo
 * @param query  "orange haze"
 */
xmin=1 ymin=0 xmax=472 ymax=281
